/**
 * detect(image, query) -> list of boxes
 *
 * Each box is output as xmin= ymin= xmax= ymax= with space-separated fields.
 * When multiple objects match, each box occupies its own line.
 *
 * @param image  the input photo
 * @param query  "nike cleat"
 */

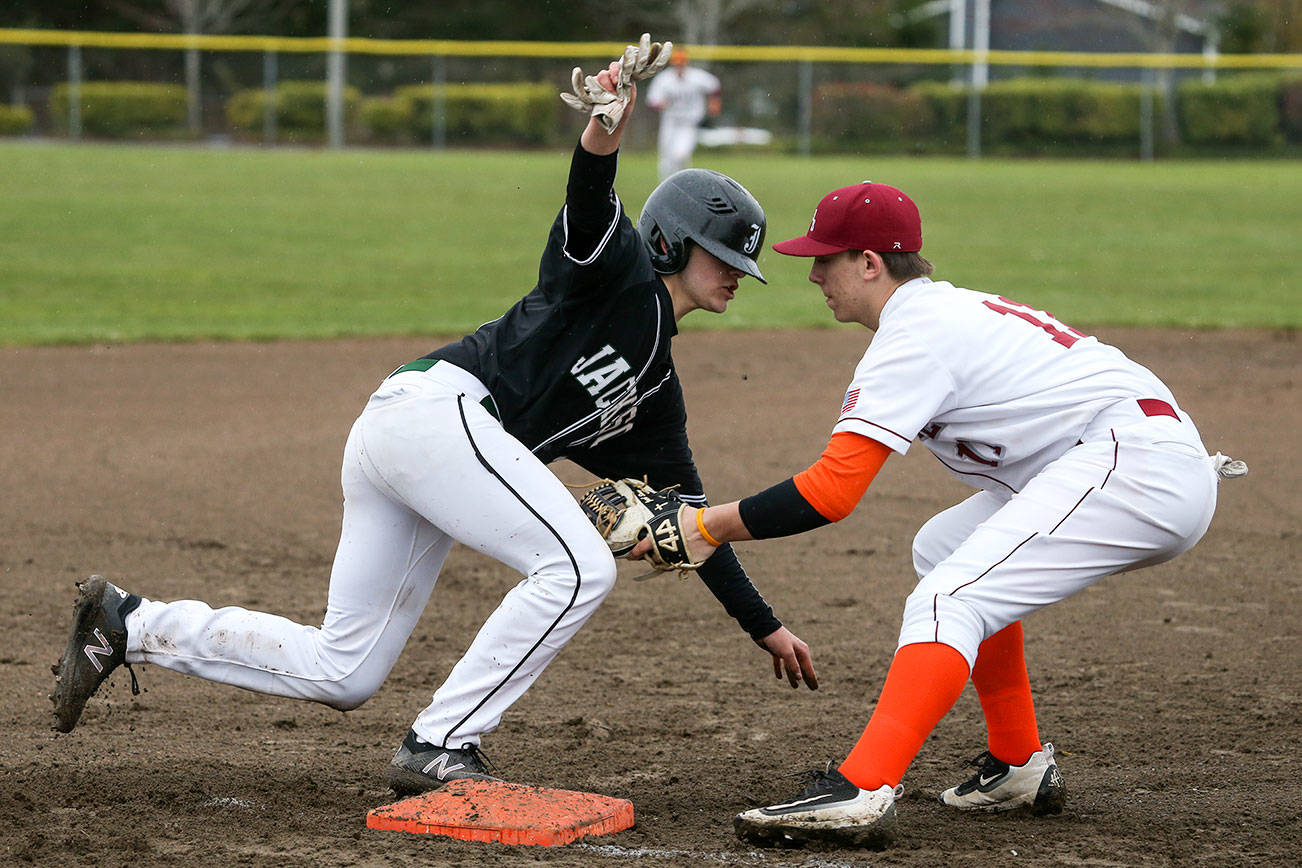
xmin=940 ymin=742 xmax=1065 ymax=814
xmin=734 ymin=765 xmax=899 ymax=849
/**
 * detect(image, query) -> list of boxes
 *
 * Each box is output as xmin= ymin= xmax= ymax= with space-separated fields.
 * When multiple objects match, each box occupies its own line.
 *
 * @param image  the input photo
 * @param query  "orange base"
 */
xmin=366 ymin=780 xmax=634 ymax=847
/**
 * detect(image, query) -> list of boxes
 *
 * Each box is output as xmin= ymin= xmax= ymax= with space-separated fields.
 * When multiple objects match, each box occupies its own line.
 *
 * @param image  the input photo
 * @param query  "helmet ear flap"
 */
xmin=648 ymin=222 xmax=688 ymax=274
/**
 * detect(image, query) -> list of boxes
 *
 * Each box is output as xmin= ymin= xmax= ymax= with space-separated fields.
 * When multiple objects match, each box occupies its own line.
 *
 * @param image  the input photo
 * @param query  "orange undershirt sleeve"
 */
xmin=792 ymin=432 xmax=892 ymax=522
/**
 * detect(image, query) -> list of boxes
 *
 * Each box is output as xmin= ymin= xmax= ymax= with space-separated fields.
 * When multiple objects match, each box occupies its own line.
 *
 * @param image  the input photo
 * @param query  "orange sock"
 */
xmin=837 ymin=642 xmax=969 ymax=791
xmin=972 ymin=621 xmax=1041 ymax=766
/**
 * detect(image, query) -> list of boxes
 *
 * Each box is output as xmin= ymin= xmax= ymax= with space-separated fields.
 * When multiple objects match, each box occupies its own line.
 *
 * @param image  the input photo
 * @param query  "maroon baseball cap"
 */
xmin=773 ymin=182 xmax=922 ymax=256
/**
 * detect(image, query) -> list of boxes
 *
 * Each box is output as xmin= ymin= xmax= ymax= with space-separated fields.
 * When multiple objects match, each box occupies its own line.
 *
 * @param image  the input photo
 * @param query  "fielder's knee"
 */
xmin=898 ymin=586 xmax=986 ymax=670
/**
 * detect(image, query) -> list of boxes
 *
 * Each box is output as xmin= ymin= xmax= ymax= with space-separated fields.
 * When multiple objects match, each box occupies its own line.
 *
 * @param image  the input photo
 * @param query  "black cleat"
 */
xmin=51 ymin=576 xmax=141 ymax=733
xmin=384 ymin=730 xmax=502 ymax=796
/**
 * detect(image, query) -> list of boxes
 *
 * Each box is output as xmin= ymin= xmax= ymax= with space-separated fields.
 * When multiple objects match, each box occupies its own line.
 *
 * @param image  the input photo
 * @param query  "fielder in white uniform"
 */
xmin=636 ymin=181 xmax=1246 ymax=849
xmin=645 ymin=49 xmax=721 ymax=180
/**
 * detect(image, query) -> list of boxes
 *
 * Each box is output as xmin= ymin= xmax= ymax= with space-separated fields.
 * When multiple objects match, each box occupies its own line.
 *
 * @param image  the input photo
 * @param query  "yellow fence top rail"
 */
xmin=1 ymin=28 xmax=1300 ymax=70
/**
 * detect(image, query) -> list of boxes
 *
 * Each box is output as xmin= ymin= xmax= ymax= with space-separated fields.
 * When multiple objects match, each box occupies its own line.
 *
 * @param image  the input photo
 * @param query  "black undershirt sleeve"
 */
xmin=564 ymin=142 xmax=619 ymax=261
xmin=695 ymin=544 xmax=782 ymax=643
xmin=738 ymin=477 xmax=832 ymax=539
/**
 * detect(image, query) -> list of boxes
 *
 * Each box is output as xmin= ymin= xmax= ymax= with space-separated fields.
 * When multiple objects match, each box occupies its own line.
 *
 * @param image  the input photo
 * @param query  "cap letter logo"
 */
xmin=743 ymin=223 xmax=762 ymax=255
xmin=893 ymin=242 xmax=901 ymax=249
xmin=808 ymin=209 xmax=818 ymax=233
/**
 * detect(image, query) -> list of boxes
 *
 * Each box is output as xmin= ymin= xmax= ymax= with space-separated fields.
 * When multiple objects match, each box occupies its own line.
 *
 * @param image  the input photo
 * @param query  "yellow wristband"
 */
xmin=696 ymin=507 xmax=723 ymax=547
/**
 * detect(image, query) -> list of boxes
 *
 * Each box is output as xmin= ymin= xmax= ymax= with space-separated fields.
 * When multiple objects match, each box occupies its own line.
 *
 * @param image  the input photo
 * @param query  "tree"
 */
xmin=1219 ymin=0 xmax=1302 ymax=52
xmin=669 ymin=0 xmax=779 ymax=47
xmin=0 ymin=45 xmax=33 ymax=104
xmin=104 ymin=0 xmax=291 ymax=132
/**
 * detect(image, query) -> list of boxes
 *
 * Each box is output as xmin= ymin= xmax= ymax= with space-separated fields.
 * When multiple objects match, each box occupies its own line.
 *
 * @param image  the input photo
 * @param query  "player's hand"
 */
xmin=625 ymin=505 xmax=716 ymax=565
xmin=563 ymin=34 xmax=667 ymax=136
xmin=756 ymin=626 xmax=819 ymax=690
xmin=626 ymin=535 xmax=650 ymax=561
xmin=595 ymin=60 xmax=634 ymax=108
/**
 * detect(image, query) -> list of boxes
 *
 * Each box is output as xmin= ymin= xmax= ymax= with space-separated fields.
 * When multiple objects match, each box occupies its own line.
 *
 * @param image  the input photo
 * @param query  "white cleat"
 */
xmin=734 ymin=765 xmax=899 ymax=850
xmin=940 ymin=742 xmax=1065 ymax=814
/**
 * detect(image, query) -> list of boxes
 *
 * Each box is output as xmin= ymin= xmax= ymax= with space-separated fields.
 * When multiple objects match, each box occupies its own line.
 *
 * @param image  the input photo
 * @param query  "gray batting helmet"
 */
xmin=637 ymin=169 xmax=767 ymax=284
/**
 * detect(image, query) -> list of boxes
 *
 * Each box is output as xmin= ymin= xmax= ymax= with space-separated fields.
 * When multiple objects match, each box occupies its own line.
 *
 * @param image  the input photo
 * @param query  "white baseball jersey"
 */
xmin=832 ymin=278 xmax=1196 ymax=493
xmin=828 ymin=278 xmax=1223 ymax=667
xmin=646 ymin=66 xmax=720 ymax=124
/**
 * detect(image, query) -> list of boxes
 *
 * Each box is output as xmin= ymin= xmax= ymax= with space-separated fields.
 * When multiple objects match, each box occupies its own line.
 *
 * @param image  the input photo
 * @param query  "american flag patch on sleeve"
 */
xmin=841 ymin=388 xmax=860 ymax=415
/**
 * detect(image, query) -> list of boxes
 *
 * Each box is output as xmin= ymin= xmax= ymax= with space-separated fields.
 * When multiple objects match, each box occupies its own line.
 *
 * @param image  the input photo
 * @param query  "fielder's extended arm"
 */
xmin=631 ymin=432 xmax=892 ymax=558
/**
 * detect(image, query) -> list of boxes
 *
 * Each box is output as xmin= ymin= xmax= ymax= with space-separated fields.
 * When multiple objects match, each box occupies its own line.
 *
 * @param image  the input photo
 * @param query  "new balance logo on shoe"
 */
xmin=52 ymin=576 xmax=140 ymax=733
xmin=83 ymin=628 xmax=114 ymax=673
xmin=421 ymin=754 xmax=467 ymax=780
xmin=386 ymin=732 xmax=502 ymax=796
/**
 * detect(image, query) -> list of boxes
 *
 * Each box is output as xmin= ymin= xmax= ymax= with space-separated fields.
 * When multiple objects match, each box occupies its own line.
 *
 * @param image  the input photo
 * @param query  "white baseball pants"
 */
xmin=657 ymin=118 xmax=701 ymax=179
xmin=901 ymin=409 xmax=1220 ymax=669
xmin=124 ymin=362 xmax=617 ymax=747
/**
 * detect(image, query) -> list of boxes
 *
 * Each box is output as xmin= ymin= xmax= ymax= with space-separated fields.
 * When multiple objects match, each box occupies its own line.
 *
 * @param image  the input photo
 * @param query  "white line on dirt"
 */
xmin=574 ymin=842 xmax=873 ymax=867
xmin=201 ymin=796 xmax=263 ymax=810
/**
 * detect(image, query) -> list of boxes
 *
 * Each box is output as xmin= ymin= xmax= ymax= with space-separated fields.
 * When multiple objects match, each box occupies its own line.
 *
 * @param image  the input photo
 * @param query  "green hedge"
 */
xmin=227 ymin=82 xmax=555 ymax=146
xmin=50 ymin=82 xmax=187 ymax=137
xmin=812 ymin=82 xmax=933 ymax=150
xmin=227 ymin=80 xmax=361 ymax=141
xmin=912 ymin=78 xmax=1161 ymax=154
xmin=38 ymin=74 xmax=1301 ymax=153
xmin=915 ymin=74 xmax=1291 ymax=151
xmin=913 ymin=81 xmax=969 ymax=150
xmin=982 ymin=78 xmax=1150 ymax=146
xmin=1179 ymin=74 xmax=1282 ymax=146
xmin=394 ymin=82 xmax=558 ymax=146
xmin=0 ymin=103 xmax=33 ymax=135
xmin=360 ymin=95 xmax=413 ymax=144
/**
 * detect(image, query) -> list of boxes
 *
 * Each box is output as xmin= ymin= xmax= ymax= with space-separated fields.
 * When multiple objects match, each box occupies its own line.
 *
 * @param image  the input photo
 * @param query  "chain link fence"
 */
xmin=1 ymin=29 xmax=1299 ymax=157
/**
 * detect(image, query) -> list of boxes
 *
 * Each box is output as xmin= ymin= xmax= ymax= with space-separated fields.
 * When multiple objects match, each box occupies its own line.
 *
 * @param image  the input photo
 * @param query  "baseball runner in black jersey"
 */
xmin=52 ymin=39 xmax=817 ymax=796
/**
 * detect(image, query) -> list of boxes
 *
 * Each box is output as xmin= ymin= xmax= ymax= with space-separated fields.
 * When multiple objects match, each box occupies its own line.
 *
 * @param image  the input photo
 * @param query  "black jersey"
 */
xmin=429 ymin=189 xmax=684 ymax=472
xmin=413 ymin=144 xmax=780 ymax=641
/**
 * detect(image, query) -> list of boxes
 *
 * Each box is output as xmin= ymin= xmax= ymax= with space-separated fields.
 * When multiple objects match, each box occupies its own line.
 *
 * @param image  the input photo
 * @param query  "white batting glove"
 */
xmin=558 ymin=33 xmax=673 ymax=134
xmin=559 ymin=66 xmax=627 ymax=134
xmin=624 ymin=33 xmax=673 ymax=83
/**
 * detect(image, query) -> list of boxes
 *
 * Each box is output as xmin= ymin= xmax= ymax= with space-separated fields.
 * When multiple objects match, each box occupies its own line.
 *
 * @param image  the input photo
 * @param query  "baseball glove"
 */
xmin=577 ymin=478 xmax=705 ymax=577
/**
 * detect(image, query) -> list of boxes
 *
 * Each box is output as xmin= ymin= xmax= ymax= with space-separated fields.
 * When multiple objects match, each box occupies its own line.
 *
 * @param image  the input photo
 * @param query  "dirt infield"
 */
xmin=2 ymin=328 xmax=1298 ymax=867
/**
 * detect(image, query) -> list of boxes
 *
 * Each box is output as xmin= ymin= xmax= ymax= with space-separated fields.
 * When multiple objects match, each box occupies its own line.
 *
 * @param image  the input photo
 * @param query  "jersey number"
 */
xmin=982 ymin=297 xmax=1087 ymax=348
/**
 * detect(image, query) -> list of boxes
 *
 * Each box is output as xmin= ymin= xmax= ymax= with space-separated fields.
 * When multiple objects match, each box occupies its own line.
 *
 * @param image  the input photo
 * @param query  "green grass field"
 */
xmin=2 ymin=141 xmax=1298 ymax=345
